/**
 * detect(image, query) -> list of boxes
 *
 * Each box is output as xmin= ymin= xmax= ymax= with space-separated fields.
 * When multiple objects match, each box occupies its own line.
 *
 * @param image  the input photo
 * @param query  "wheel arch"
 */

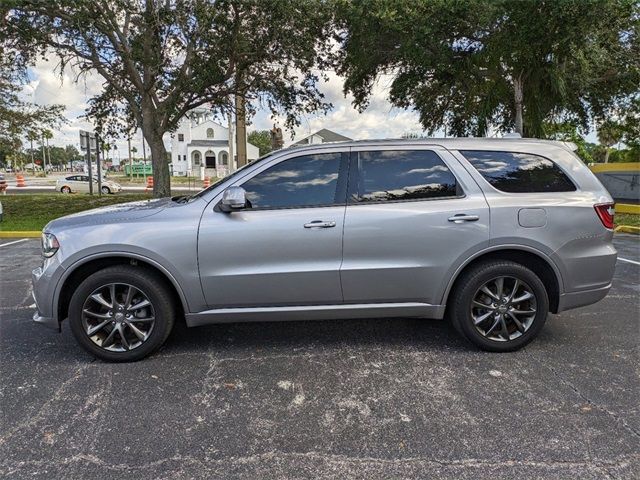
xmin=55 ymin=253 xmax=188 ymax=324
xmin=442 ymin=246 xmax=563 ymax=314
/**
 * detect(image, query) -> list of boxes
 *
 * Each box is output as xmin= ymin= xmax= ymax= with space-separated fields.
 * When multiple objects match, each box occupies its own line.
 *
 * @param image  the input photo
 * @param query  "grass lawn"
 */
xmin=0 ymin=193 xmax=151 ymax=231
xmin=616 ymin=213 xmax=640 ymax=227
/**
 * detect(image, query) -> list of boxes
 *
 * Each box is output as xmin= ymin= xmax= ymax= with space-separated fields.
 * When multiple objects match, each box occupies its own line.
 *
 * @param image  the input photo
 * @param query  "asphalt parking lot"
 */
xmin=1 ymin=236 xmax=638 ymax=479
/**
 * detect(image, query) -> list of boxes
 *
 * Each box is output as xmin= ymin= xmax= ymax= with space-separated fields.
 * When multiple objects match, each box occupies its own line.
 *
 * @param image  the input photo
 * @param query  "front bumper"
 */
xmin=32 ymin=262 xmax=63 ymax=331
xmin=33 ymin=309 xmax=59 ymax=330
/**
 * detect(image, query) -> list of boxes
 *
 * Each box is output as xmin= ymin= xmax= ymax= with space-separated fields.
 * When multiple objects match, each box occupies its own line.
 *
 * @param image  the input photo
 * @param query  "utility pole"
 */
xmin=235 ymin=94 xmax=247 ymax=167
xmin=141 ymin=130 xmax=147 ymax=162
xmin=227 ymin=107 xmax=235 ymax=174
xmin=96 ymin=135 xmax=103 ymax=196
xmin=128 ymin=137 xmax=133 ymax=180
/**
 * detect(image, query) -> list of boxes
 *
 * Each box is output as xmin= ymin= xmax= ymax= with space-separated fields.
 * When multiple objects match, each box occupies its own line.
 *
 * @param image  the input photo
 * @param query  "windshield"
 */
xmin=186 ymin=152 xmax=277 ymax=200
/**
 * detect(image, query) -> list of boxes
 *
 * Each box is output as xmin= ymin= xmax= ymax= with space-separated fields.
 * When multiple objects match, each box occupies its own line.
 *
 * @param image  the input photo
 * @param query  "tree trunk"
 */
xmin=141 ymin=101 xmax=171 ymax=198
xmin=147 ymin=132 xmax=170 ymax=197
xmin=604 ymin=148 xmax=610 ymax=163
xmin=513 ymin=75 xmax=524 ymax=136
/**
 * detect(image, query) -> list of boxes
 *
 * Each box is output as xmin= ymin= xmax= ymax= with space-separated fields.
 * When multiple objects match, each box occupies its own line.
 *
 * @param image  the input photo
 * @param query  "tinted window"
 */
xmin=241 ymin=153 xmax=341 ymax=209
xmin=461 ymin=150 xmax=576 ymax=193
xmin=353 ymin=150 xmax=458 ymax=203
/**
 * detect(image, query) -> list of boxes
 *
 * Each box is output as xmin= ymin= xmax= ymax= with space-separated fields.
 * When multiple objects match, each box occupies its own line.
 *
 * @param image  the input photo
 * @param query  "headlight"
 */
xmin=41 ymin=232 xmax=60 ymax=258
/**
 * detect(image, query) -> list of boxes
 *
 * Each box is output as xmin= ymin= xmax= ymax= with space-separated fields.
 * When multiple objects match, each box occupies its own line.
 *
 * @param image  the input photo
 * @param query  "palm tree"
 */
xmin=42 ymin=129 xmax=53 ymax=175
xmin=26 ymin=130 xmax=38 ymax=174
xmin=597 ymin=120 xmax=624 ymax=163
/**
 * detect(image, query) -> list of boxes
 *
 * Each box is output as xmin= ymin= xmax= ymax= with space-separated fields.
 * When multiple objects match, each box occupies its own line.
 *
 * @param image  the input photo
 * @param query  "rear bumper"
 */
xmin=556 ymin=283 xmax=612 ymax=313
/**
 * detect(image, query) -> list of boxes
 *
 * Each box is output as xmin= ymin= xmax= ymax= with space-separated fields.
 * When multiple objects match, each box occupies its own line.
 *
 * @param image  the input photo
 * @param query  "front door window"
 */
xmin=240 ymin=153 xmax=342 ymax=209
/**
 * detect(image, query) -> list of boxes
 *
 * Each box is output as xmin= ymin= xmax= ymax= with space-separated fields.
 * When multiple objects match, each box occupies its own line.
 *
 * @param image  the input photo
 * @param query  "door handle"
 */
xmin=304 ymin=220 xmax=336 ymax=229
xmin=448 ymin=214 xmax=479 ymax=224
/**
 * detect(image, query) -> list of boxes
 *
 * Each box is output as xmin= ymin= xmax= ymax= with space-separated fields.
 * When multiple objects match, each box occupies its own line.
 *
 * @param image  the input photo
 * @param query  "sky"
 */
xmin=22 ymin=58 xmax=597 ymax=160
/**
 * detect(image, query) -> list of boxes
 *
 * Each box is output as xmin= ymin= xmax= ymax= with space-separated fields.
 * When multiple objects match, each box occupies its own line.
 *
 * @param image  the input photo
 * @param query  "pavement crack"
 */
xmin=0 ymin=363 xmax=94 ymax=447
xmin=536 ymin=356 xmax=640 ymax=441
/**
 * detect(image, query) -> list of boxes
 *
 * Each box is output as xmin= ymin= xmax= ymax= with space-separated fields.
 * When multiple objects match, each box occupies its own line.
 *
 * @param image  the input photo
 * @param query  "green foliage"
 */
xmin=5 ymin=0 xmax=333 ymax=196
xmin=334 ymin=0 xmax=640 ymax=138
xmin=247 ymin=130 xmax=273 ymax=156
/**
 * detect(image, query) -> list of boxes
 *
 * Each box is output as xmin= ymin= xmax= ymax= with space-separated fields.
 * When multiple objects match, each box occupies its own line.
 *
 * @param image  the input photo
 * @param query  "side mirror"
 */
xmin=219 ymin=186 xmax=247 ymax=212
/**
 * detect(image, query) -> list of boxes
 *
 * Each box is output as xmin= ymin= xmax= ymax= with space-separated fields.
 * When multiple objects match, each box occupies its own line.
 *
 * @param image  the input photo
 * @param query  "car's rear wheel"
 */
xmin=450 ymin=260 xmax=549 ymax=352
xmin=68 ymin=265 xmax=175 ymax=362
xmin=61 ymin=186 xmax=71 ymax=193
xmin=101 ymin=186 xmax=111 ymax=194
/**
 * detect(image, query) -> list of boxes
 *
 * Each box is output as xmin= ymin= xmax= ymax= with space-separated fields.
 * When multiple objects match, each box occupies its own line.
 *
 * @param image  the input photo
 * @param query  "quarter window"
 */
xmin=460 ymin=150 xmax=576 ymax=193
xmin=353 ymin=150 xmax=458 ymax=203
xmin=241 ymin=153 xmax=342 ymax=209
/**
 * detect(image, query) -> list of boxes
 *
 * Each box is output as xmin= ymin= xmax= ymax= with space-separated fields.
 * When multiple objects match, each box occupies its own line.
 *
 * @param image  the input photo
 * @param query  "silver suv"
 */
xmin=32 ymin=139 xmax=617 ymax=362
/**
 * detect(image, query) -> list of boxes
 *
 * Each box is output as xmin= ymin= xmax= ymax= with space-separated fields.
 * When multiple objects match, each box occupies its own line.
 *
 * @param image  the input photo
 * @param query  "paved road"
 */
xmin=1 ymin=237 xmax=638 ymax=479
xmin=2 ymin=185 xmax=200 ymax=194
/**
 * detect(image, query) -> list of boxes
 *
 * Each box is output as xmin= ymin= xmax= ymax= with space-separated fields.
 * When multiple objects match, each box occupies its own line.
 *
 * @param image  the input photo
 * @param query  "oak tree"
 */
xmin=6 ymin=0 xmax=332 ymax=196
xmin=334 ymin=0 xmax=639 ymax=138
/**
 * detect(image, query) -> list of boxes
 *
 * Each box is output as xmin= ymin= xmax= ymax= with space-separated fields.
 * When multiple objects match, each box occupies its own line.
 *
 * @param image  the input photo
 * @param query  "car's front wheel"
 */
xmin=61 ymin=186 xmax=71 ymax=193
xmin=68 ymin=265 xmax=175 ymax=362
xmin=101 ymin=186 xmax=111 ymax=194
xmin=450 ymin=260 xmax=549 ymax=352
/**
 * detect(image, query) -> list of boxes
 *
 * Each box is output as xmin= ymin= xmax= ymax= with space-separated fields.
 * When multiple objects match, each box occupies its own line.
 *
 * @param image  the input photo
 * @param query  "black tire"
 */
xmin=68 ymin=265 xmax=175 ymax=362
xmin=101 ymin=186 xmax=111 ymax=194
xmin=61 ymin=186 xmax=71 ymax=193
xmin=449 ymin=260 xmax=549 ymax=352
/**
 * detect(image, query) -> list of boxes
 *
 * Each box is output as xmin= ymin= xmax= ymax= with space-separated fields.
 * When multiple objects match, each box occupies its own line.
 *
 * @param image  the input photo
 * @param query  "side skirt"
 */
xmin=185 ymin=302 xmax=446 ymax=327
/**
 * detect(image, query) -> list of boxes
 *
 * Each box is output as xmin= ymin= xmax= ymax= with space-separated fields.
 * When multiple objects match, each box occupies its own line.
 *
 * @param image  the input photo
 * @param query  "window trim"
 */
xmin=346 ymin=148 xmax=465 ymax=206
xmin=219 ymin=151 xmax=350 ymax=212
xmin=458 ymin=149 xmax=577 ymax=194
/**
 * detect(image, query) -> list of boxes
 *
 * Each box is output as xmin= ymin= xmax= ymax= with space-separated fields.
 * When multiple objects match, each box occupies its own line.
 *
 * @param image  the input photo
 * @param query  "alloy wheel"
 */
xmin=470 ymin=276 xmax=537 ymax=342
xmin=81 ymin=283 xmax=156 ymax=352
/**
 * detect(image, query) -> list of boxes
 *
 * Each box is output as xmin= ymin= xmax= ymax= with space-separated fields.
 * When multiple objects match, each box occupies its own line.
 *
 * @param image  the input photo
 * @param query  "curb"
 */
xmin=615 ymin=225 xmax=640 ymax=235
xmin=616 ymin=204 xmax=640 ymax=215
xmin=0 ymin=231 xmax=41 ymax=238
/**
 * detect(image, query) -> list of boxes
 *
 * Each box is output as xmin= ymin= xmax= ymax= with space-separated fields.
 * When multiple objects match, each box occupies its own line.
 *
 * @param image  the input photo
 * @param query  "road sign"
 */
xmin=79 ymin=131 xmax=98 ymax=152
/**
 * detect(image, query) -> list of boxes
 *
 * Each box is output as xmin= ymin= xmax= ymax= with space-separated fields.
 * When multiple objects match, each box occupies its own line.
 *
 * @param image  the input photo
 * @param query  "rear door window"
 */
xmin=460 ymin=150 xmax=576 ymax=193
xmin=351 ymin=150 xmax=459 ymax=203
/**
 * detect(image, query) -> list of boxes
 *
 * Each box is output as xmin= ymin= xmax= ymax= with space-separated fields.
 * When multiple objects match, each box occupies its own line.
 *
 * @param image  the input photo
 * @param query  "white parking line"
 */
xmin=0 ymin=238 xmax=29 ymax=248
xmin=618 ymin=257 xmax=640 ymax=266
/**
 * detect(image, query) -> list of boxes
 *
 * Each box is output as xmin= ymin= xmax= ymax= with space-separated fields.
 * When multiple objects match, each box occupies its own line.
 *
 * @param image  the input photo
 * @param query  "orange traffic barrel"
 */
xmin=145 ymin=176 xmax=154 ymax=192
xmin=203 ymin=176 xmax=210 ymax=188
xmin=16 ymin=174 xmax=26 ymax=187
xmin=0 ymin=176 xmax=7 ymax=193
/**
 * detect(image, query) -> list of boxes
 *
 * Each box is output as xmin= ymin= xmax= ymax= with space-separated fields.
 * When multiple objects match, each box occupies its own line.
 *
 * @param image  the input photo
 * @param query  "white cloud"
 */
xmin=20 ymin=61 xmax=430 ymax=159
xmin=251 ymin=71 xmax=426 ymax=144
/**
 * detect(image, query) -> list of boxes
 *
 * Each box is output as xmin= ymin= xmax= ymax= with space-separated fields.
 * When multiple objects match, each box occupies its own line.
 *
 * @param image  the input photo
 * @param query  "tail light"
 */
xmin=594 ymin=203 xmax=615 ymax=230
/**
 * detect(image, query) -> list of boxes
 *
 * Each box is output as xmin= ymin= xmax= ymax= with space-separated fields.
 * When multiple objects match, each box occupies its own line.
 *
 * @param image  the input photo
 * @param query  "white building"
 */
xmin=170 ymin=108 xmax=259 ymax=178
xmin=292 ymin=128 xmax=352 ymax=146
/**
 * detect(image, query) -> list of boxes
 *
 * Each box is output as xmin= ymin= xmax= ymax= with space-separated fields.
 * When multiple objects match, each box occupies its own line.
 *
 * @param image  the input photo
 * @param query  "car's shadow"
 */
xmin=160 ymin=316 xmax=472 ymax=357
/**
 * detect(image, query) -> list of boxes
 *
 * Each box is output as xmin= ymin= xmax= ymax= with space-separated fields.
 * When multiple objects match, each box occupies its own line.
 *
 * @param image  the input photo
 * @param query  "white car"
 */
xmin=56 ymin=175 xmax=122 ymax=194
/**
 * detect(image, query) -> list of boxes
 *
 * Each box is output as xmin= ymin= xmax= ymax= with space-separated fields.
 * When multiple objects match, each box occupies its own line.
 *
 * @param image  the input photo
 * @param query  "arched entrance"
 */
xmin=205 ymin=150 xmax=216 ymax=168
xmin=191 ymin=150 xmax=201 ymax=167
xmin=219 ymin=151 xmax=229 ymax=166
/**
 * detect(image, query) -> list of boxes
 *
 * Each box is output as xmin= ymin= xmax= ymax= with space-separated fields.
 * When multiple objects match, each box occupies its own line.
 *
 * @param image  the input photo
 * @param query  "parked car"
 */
xmin=33 ymin=139 xmax=617 ymax=361
xmin=56 ymin=175 xmax=122 ymax=194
